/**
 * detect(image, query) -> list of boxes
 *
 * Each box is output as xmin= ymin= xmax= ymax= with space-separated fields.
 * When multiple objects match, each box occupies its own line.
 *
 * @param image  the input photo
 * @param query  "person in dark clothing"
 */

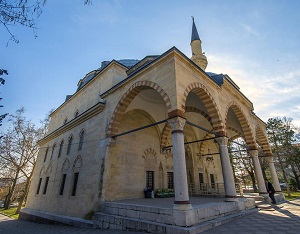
xmin=265 ymin=179 xmax=276 ymax=204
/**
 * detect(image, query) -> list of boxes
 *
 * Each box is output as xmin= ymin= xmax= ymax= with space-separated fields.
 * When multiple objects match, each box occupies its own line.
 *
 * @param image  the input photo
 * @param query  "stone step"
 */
xmin=98 ymin=202 xmax=173 ymax=224
xmin=93 ymin=207 xmax=258 ymax=234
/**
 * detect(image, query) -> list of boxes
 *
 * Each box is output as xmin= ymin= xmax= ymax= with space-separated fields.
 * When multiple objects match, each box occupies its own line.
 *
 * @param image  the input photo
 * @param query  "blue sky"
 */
xmin=1 ymin=0 xmax=300 ymax=130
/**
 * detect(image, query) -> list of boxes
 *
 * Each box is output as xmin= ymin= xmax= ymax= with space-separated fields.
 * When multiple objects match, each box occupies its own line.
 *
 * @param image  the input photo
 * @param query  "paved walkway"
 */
xmin=0 ymin=214 xmax=144 ymax=234
xmin=0 ymin=199 xmax=299 ymax=233
xmin=202 ymin=199 xmax=300 ymax=234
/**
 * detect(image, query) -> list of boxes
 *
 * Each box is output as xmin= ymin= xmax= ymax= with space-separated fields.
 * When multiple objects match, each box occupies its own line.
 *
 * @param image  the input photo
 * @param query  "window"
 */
xmin=44 ymin=147 xmax=49 ymax=162
xmin=67 ymin=135 xmax=73 ymax=155
xmin=74 ymin=110 xmax=79 ymax=118
xmin=167 ymin=172 xmax=174 ymax=189
xmin=199 ymin=173 xmax=204 ymax=189
xmin=146 ymin=171 xmax=154 ymax=190
xmin=43 ymin=177 xmax=50 ymax=194
xmin=63 ymin=118 xmax=68 ymax=124
xmin=210 ymin=174 xmax=215 ymax=189
xmin=36 ymin=178 xmax=42 ymax=194
xmin=78 ymin=130 xmax=85 ymax=151
xmin=59 ymin=174 xmax=67 ymax=195
xmin=58 ymin=140 xmax=64 ymax=158
xmin=199 ymin=173 xmax=204 ymax=183
xmin=71 ymin=172 xmax=79 ymax=196
xmin=50 ymin=144 xmax=56 ymax=160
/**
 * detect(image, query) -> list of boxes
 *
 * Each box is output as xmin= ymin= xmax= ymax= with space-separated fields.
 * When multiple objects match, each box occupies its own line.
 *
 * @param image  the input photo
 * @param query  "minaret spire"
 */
xmin=190 ymin=17 xmax=208 ymax=70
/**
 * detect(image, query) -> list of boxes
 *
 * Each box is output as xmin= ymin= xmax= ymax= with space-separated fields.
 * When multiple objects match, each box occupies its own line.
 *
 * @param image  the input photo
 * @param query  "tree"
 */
xmin=267 ymin=117 xmax=299 ymax=196
xmin=0 ymin=0 xmax=92 ymax=45
xmin=0 ymin=69 xmax=8 ymax=128
xmin=229 ymin=138 xmax=258 ymax=192
xmin=0 ymin=107 xmax=48 ymax=213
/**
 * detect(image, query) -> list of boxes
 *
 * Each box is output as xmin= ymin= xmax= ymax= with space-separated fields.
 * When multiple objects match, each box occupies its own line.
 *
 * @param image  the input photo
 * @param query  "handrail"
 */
xmin=188 ymin=183 xmax=244 ymax=197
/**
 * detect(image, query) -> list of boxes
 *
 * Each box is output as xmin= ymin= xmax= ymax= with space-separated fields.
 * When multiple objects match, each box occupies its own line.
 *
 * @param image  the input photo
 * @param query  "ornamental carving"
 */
xmin=142 ymin=148 xmax=157 ymax=159
xmin=167 ymin=117 xmax=186 ymax=131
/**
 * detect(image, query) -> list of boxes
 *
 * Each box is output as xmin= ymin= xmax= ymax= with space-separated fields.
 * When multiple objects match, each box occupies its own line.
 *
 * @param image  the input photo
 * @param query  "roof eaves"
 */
xmin=100 ymin=46 xmax=179 ymax=97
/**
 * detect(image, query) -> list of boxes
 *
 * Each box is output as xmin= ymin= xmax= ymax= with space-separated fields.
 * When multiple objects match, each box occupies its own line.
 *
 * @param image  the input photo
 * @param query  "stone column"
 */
xmin=249 ymin=150 xmax=268 ymax=197
xmin=268 ymin=157 xmax=282 ymax=193
xmin=216 ymin=137 xmax=237 ymax=201
xmin=168 ymin=117 xmax=192 ymax=211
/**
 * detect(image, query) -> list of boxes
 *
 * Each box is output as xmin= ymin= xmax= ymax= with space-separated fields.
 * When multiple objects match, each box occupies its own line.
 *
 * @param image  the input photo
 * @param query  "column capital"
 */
xmin=215 ymin=136 xmax=228 ymax=146
xmin=249 ymin=149 xmax=259 ymax=158
xmin=168 ymin=117 xmax=186 ymax=132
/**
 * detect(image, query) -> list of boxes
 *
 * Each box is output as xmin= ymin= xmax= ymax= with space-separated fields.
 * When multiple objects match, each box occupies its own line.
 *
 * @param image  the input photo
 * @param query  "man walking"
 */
xmin=265 ymin=179 xmax=276 ymax=204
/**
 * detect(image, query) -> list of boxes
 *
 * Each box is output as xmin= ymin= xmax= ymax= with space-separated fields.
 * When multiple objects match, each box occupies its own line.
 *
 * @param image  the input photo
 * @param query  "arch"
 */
xmin=66 ymin=134 xmax=73 ymax=155
xmin=74 ymin=109 xmax=79 ymax=118
xmin=255 ymin=125 xmax=272 ymax=156
xmin=62 ymin=159 xmax=70 ymax=171
xmin=73 ymin=155 xmax=83 ymax=170
xmin=160 ymin=106 xmax=213 ymax=147
xmin=107 ymin=81 xmax=172 ymax=137
xmin=181 ymin=83 xmax=224 ymax=135
xmin=46 ymin=163 xmax=52 ymax=174
xmin=78 ymin=129 xmax=85 ymax=151
xmin=227 ymin=126 xmax=243 ymax=141
xmin=142 ymin=148 xmax=157 ymax=160
xmin=39 ymin=166 xmax=45 ymax=175
xmin=58 ymin=139 xmax=64 ymax=158
xmin=225 ymin=101 xmax=256 ymax=149
xmin=185 ymin=106 xmax=212 ymax=125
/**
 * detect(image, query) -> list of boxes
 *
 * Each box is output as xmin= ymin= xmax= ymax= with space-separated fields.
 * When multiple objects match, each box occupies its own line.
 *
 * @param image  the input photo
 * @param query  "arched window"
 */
xmin=67 ymin=135 xmax=73 ymax=155
xmin=58 ymin=140 xmax=64 ymax=158
xmin=78 ymin=130 xmax=85 ymax=151
xmin=50 ymin=144 xmax=56 ymax=160
xmin=74 ymin=110 xmax=79 ymax=118
xmin=44 ymin=147 xmax=49 ymax=162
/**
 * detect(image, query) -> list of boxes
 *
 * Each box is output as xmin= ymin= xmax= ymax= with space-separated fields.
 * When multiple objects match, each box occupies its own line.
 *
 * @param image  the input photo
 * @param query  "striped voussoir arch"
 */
xmin=185 ymin=106 xmax=212 ymax=125
xmin=225 ymin=101 xmax=256 ymax=150
xmin=255 ymin=125 xmax=272 ymax=156
xmin=198 ymin=132 xmax=217 ymax=156
xmin=227 ymin=126 xmax=243 ymax=141
xmin=160 ymin=122 xmax=172 ymax=148
xmin=107 ymin=81 xmax=172 ymax=137
xmin=160 ymin=106 xmax=213 ymax=147
xmin=182 ymin=83 xmax=224 ymax=135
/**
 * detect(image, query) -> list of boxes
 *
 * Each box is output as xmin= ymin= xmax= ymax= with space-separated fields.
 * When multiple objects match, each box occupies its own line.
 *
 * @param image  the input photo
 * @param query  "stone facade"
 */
xmin=24 ymin=20 xmax=281 ymax=223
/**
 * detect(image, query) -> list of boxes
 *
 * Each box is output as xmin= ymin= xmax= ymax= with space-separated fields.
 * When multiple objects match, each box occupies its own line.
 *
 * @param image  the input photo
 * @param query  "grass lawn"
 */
xmin=282 ymin=190 xmax=300 ymax=200
xmin=0 ymin=207 xmax=19 ymax=219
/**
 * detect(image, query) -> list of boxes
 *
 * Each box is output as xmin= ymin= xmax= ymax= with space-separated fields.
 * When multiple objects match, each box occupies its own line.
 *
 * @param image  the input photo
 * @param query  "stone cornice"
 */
xmin=38 ymin=101 xmax=105 ymax=145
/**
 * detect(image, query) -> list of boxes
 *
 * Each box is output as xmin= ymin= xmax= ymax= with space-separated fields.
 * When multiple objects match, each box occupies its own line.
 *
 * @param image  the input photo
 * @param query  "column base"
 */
xmin=173 ymin=202 xmax=193 ymax=211
xmin=259 ymin=192 xmax=269 ymax=198
xmin=225 ymin=196 xmax=238 ymax=202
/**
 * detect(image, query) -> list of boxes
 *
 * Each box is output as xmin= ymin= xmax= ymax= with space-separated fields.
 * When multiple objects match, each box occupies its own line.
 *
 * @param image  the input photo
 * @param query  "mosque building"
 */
xmin=21 ymin=19 xmax=283 ymax=233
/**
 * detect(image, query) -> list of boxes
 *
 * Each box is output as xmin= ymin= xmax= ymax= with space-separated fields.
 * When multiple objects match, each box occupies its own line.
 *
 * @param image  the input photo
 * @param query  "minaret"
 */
xmin=190 ymin=17 xmax=208 ymax=70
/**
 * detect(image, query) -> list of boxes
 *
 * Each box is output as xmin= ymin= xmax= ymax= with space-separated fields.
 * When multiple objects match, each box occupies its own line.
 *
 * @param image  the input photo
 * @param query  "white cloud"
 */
xmin=239 ymin=23 xmax=259 ymax=37
xmin=207 ymin=53 xmax=300 ymax=126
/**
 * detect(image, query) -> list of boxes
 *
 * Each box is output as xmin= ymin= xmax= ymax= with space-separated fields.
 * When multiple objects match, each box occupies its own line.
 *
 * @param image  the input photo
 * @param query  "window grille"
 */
xmin=44 ymin=148 xmax=49 ymax=162
xmin=67 ymin=136 xmax=73 ymax=155
xmin=58 ymin=140 xmax=64 ymax=158
xmin=167 ymin=172 xmax=174 ymax=189
xmin=43 ymin=177 xmax=49 ymax=194
xmin=78 ymin=131 xmax=85 ymax=151
xmin=59 ymin=174 xmax=67 ymax=195
xmin=36 ymin=178 xmax=42 ymax=194
xmin=71 ymin=172 xmax=79 ymax=196
xmin=146 ymin=171 xmax=154 ymax=189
